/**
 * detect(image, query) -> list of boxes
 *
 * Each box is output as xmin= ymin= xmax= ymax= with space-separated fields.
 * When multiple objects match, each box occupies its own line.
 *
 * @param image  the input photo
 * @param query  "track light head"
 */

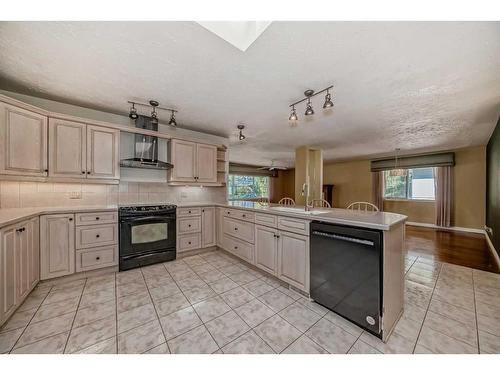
xmin=169 ymin=111 xmax=177 ymax=127
xmin=289 ymin=106 xmax=298 ymax=121
xmin=237 ymin=124 xmax=246 ymax=141
xmin=323 ymin=91 xmax=334 ymax=109
xmin=129 ymin=103 xmax=138 ymax=120
xmin=305 ymin=99 xmax=314 ymax=116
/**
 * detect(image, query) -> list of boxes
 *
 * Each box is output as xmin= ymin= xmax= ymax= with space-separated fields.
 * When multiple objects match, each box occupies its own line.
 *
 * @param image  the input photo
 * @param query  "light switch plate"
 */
xmin=69 ymin=191 xmax=82 ymax=199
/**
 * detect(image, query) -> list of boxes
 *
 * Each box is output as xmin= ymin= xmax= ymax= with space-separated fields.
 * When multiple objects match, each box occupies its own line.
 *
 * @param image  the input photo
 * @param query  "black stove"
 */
xmin=119 ymin=204 xmax=177 ymax=271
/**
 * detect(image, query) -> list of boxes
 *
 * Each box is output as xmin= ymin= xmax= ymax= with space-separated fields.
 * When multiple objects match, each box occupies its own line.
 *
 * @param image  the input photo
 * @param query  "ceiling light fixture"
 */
xmin=237 ymin=124 xmax=246 ymax=141
xmin=288 ymin=85 xmax=334 ymax=122
xmin=127 ymin=100 xmax=178 ymax=125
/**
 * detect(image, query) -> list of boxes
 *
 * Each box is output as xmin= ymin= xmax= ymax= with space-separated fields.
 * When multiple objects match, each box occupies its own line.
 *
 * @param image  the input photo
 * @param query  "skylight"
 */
xmin=197 ymin=21 xmax=272 ymax=52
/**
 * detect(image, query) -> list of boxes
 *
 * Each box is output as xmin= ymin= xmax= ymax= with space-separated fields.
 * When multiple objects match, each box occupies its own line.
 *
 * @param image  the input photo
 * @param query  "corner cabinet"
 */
xmin=0 ymin=217 xmax=40 ymax=326
xmin=0 ymin=102 xmax=48 ymax=177
xmin=169 ymin=139 xmax=217 ymax=183
xmin=48 ymin=119 xmax=120 ymax=180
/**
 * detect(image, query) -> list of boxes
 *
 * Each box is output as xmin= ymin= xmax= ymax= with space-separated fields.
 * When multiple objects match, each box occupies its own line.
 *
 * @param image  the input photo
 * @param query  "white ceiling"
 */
xmin=0 ymin=21 xmax=499 ymax=167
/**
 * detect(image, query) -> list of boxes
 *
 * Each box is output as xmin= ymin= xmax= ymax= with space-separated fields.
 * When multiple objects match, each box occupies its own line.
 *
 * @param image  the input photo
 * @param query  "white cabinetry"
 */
xmin=177 ymin=206 xmax=216 ymax=253
xmin=169 ymin=139 xmax=217 ymax=183
xmin=201 ymin=207 xmax=216 ymax=248
xmin=255 ymin=224 xmax=278 ymax=276
xmin=277 ymin=230 xmax=309 ymax=291
xmin=0 ymin=102 xmax=48 ymax=177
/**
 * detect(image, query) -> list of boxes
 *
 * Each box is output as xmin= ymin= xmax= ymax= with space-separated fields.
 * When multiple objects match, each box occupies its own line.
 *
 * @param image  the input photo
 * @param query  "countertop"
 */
xmin=0 ymin=201 xmax=407 ymax=231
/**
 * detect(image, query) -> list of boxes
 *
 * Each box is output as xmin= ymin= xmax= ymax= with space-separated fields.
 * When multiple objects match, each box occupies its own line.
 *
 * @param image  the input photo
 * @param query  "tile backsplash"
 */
xmin=0 ymin=181 xmax=227 ymax=209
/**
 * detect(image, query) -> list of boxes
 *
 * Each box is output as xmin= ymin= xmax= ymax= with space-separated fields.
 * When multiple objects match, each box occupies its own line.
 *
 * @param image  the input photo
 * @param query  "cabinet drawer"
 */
xmin=223 ymin=234 xmax=254 ymax=264
xmin=177 ymin=207 xmax=201 ymax=217
xmin=76 ymin=224 xmax=118 ymax=249
xmin=76 ymin=211 xmax=117 ymax=226
xmin=178 ymin=233 xmax=201 ymax=252
xmin=254 ymin=213 xmax=277 ymax=228
xmin=178 ymin=216 xmax=201 ymax=234
xmin=76 ymin=245 xmax=118 ymax=272
xmin=277 ymin=216 xmax=310 ymax=235
xmin=223 ymin=217 xmax=254 ymax=244
xmin=223 ymin=208 xmax=255 ymax=222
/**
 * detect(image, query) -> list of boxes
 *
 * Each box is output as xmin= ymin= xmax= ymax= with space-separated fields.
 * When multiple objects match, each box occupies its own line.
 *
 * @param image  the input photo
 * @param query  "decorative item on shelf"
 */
xmin=389 ymin=148 xmax=407 ymax=177
xmin=237 ymin=124 xmax=246 ymax=141
xmin=288 ymin=85 xmax=334 ymax=122
xmin=127 ymin=99 xmax=178 ymax=126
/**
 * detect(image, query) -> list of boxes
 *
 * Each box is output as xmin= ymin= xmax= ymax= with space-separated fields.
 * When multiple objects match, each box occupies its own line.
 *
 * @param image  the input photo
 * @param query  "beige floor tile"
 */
xmin=432 ymin=288 xmax=475 ymax=311
xmin=116 ymin=279 xmax=148 ymax=298
xmin=221 ymin=286 xmax=255 ymax=308
xmin=75 ymin=336 xmax=117 ymax=354
xmin=428 ymin=298 xmax=476 ymax=328
xmin=413 ymin=344 xmax=435 ymax=353
xmin=0 ymin=307 xmax=37 ymax=333
xmin=473 ymin=269 xmax=500 ymax=290
xmin=416 ymin=326 xmax=478 ymax=354
xmin=141 ymin=263 xmax=169 ymax=277
xmin=191 ymin=263 xmax=217 ymax=275
xmin=305 ymin=318 xmax=357 ymax=354
xmin=221 ymin=330 xmax=274 ymax=354
xmin=154 ymin=292 xmax=190 ymax=317
xmin=235 ymin=299 xmax=275 ymax=328
xmin=160 ymin=306 xmax=203 ymax=340
xmin=477 ymin=313 xmax=500 ymax=337
xmin=116 ymin=269 xmax=143 ymax=285
xmin=259 ymin=289 xmax=295 ymax=312
xmin=254 ymin=315 xmax=301 ymax=353
xmin=393 ymin=316 xmax=423 ymax=342
xmin=74 ymin=300 xmax=116 ymax=328
xmin=277 ymin=286 xmax=303 ymax=301
xmin=404 ymin=290 xmax=431 ymax=309
xmin=279 ymin=302 xmax=322 ymax=333
xmin=243 ymin=278 xmax=275 ymax=297
xmin=169 ymin=268 xmax=197 ymax=281
xmin=206 ymin=310 xmax=250 ymax=347
xmin=403 ymin=302 xmax=427 ymax=323
xmin=324 ymin=311 xmax=364 ymax=337
xmin=117 ymin=303 xmax=157 ymax=334
xmin=423 ymin=310 xmax=477 ymax=346
xmin=405 ymin=272 xmax=437 ymax=288
xmin=209 ymin=277 xmax=239 ymax=294
xmin=182 ymin=255 xmax=207 ymax=267
xmin=84 ymin=275 xmax=115 ymax=293
xmin=80 ymin=287 xmax=115 ymax=308
xmin=149 ymin=282 xmax=182 ymax=301
xmin=51 ymin=279 xmax=86 ymax=292
xmin=144 ymin=342 xmax=170 ymax=354
xmin=0 ymin=328 xmax=24 ymax=353
xmin=297 ymin=297 xmax=329 ymax=316
xmin=283 ymin=335 xmax=328 ymax=354
xmin=118 ymin=319 xmax=165 ymax=354
xmin=117 ymin=290 xmax=151 ymax=313
xmin=347 ymin=339 xmax=382 ymax=354
xmin=168 ymin=325 xmax=219 ymax=354
xmin=199 ymin=269 xmax=226 ymax=283
xmin=65 ymin=316 xmax=116 ymax=353
xmin=43 ymin=286 xmax=83 ymax=305
xmin=176 ymin=275 xmax=207 ymax=292
xmin=32 ymin=296 xmax=80 ymax=323
xmin=17 ymin=294 xmax=46 ymax=312
xmin=229 ymin=271 xmax=258 ymax=285
xmin=218 ymin=264 xmax=244 ymax=276
xmin=11 ymin=332 xmax=68 ymax=354
xmin=15 ymin=311 xmax=74 ymax=348
xmin=144 ymin=274 xmax=174 ymax=289
xmin=359 ymin=331 xmax=415 ymax=354
xmin=183 ymin=285 xmax=216 ymax=304
xmin=478 ymin=330 xmax=500 ymax=353
xmin=475 ymin=288 xmax=500 ymax=308
xmin=193 ymin=296 xmax=232 ymax=323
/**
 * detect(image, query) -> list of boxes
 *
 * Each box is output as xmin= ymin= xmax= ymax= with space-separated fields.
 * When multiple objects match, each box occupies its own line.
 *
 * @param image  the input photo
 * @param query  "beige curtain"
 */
xmin=372 ymin=171 xmax=384 ymax=211
xmin=435 ymin=166 xmax=453 ymax=227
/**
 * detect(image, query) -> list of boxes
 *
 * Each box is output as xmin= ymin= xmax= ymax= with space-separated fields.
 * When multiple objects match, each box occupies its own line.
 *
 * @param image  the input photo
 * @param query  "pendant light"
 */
xmin=168 ymin=110 xmax=177 ymax=126
xmin=323 ymin=89 xmax=334 ymax=109
xmin=288 ymin=85 xmax=333 ymax=122
xmin=389 ymin=148 xmax=407 ymax=177
xmin=289 ymin=105 xmax=298 ymax=121
xmin=129 ymin=103 xmax=138 ymax=120
xmin=305 ymin=98 xmax=314 ymax=116
xmin=237 ymin=124 xmax=246 ymax=141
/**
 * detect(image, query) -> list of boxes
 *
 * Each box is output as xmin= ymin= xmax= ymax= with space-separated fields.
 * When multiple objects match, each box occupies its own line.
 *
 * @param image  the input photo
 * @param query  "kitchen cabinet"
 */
xmin=0 ymin=102 xmax=48 ymax=177
xmin=0 ymin=217 xmax=39 ymax=326
xmin=201 ymin=207 xmax=216 ymax=248
xmin=48 ymin=119 xmax=120 ymax=180
xmin=278 ymin=230 xmax=309 ymax=292
xmin=255 ymin=224 xmax=278 ymax=275
xmin=40 ymin=214 xmax=75 ymax=280
xmin=169 ymin=139 xmax=217 ymax=183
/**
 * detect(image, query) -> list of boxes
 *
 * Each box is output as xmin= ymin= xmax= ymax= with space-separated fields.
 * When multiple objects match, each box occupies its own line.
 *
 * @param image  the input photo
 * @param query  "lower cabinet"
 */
xmin=40 ymin=214 xmax=75 ymax=280
xmin=177 ymin=206 xmax=216 ymax=253
xmin=255 ymin=224 xmax=278 ymax=276
xmin=0 ymin=217 xmax=40 ymax=326
xmin=201 ymin=207 xmax=216 ymax=248
xmin=278 ymin=230 xmax=310 ymax=292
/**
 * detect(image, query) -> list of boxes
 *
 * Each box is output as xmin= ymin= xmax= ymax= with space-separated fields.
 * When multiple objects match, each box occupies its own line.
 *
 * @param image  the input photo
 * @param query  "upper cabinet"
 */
xmin=0 ymin=102 xmax=48 ymax=176
xmin=169 ymin=139 xmax=217 ymax=183
xmin=48 ymin=119 xmax=120 ymax=180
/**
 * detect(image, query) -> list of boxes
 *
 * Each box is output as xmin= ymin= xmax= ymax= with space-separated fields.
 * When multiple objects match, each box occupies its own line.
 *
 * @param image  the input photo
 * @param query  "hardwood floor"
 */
xmin=405 ymin=225 xmax=500 ymax=273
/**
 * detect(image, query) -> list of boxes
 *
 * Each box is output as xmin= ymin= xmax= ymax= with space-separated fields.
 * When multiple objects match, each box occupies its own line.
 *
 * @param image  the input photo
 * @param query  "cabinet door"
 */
xmin=40 ymin=214 xmax=75 ymax=280
xmin=87 ymin=125 xmax=120 ymax=179
xmin=278 ymin=231 xmax=309 ymax=292
xmin=16 ymin=221 xmax=30 ymax=301
xmin=201 ymin=207 xmax=216 ymax=248
xmin=216 ymin=207 xmax=225 ymax=248
xmin=28 ymin=217 xmax=40 ymax=289
xmin=255 ymin=225 xmax=278 ymax=275
xmin=170 ymin=139 xmax=196 ymax=182
xmin=0 ymin=224 xmax=18 ymax=322
xmin=48 ymin=119 xmax=87 ymax=178
xmin=196 ymin=144 xmax=217 ymax=183
xmin=0 ymin=102 xmax=48 ymax=176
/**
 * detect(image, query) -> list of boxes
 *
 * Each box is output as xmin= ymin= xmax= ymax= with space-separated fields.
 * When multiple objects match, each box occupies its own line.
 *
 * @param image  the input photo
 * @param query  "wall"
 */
xmin=270 ymin=169 xmax=295 ymax=203
xmin=487 ymin=116 xmax=500 ymax=255
xmin=321 ymin=146 xmax=486 ymax=229
xmin=0 ymin=181 xmax=226 ymax=209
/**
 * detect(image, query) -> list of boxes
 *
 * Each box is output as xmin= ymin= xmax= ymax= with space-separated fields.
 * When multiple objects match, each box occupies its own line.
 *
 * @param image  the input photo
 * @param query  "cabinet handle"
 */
xmin=44 ymin=169 xmax=48 ymax=172
xmin=81 ymin=171 xmax=86 ymax=174
xmin=96 ymin=256 xmax=100 ymax=261
xmin=69 ymin=218 xmax=73 ymax=221
xmin=188 ymin=210 xmax=192 ymax=214
xmin=242 ymin=214 xmax=246 ymax=218
xmin=234 ymin=227 xmax=238 ymax=231
xmin=202 ymin=209 xmax=205 ymax=212
xmin=16 ymin=228 xmax=23 ymax=233
xmin=188 ymin=224 xmax=191 ymax=227
xmin=87 ymin=171 xmax=91 ymax=174
xmin=96 ymin=234 xmax=100 ymax=238
xmin=234 ymin=246 xmax=238 ymax=250
xmin=96 ymin=217 xmax=100 ymax=220
xmin=188 ymin=241 xmax=191 ymax=245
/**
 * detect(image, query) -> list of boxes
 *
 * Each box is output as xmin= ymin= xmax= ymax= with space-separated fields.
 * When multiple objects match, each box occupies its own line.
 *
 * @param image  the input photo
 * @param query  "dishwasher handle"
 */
xmin=312 ymin=230 xmax=375 ymax=247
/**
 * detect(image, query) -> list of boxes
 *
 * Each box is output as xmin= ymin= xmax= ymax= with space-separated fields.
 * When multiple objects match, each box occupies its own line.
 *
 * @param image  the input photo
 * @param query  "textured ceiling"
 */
xmin=0 ymin=21 xmax=499 ymax=167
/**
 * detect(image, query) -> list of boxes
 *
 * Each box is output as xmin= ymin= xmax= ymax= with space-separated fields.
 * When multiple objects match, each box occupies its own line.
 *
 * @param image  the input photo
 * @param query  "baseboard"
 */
xmin=405 ymin=221 xmax=484 ymax=234
xmin=484 ymin=233 xmax=500 ymax=268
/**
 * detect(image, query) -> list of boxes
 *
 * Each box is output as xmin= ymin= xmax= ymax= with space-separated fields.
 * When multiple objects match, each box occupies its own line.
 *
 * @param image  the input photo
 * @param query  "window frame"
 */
xmin=382 ymin=167 xmax=436 ymax=202
xmin=227 ymin=174 xmax=270 ymax=201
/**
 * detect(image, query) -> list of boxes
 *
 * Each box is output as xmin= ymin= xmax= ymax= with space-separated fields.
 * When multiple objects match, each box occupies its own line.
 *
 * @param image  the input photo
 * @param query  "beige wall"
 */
xmin=321 ymin=146 xmax=486 ymax=229
xmin=271 ymin=169 xmax=295 ymax=203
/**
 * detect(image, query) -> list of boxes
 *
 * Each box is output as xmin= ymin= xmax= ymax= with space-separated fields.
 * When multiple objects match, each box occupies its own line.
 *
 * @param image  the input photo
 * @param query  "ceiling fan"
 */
xmin=257 ymin=161 xmax=288 ymax=171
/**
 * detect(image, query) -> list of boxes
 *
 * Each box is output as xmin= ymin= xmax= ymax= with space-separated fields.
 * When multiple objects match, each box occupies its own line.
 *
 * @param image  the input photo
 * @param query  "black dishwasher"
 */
xmin=310 ymin=221 xmax=383 ymax=337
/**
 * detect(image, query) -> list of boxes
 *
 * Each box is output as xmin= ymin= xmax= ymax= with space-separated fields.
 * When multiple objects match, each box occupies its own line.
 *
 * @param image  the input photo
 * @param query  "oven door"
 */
xmin=120 ymin=215 xmax=176 ymax=259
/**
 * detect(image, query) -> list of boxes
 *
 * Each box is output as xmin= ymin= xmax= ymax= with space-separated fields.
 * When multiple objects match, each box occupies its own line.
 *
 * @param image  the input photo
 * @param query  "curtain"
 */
xmin=435 ymin=166 xmax=453 ymax=227
xmin=372 ymin=171 xmax=384 ymax=211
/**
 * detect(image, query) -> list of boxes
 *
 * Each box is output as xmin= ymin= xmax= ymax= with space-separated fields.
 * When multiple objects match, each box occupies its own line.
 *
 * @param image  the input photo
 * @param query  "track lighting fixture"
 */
xmin=237 ymin=124 xmax=246 ymax=141
xmin=289 ymin=105 xmax=298 ymax=121
xmin=288 ymin=85 xmax=334 ymax=122
xmin=127 ymin=100 xmax=178 ymax=125
xmin=129 ymin=103 xmax=138 ymax=120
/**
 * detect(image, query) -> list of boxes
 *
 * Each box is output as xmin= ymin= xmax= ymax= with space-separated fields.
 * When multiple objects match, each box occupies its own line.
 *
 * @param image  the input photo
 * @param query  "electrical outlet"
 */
xmin=69 ymin=191 xmax=82 ymax=199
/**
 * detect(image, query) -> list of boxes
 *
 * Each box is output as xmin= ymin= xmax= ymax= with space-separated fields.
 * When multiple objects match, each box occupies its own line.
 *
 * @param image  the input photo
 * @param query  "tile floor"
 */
xmin=1 ymin=250 xmax=500 ymax=354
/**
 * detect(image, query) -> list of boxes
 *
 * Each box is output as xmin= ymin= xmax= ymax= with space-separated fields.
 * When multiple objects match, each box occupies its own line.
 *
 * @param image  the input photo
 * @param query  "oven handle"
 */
xmin=121 ymin=215 xmax=175 ymax=223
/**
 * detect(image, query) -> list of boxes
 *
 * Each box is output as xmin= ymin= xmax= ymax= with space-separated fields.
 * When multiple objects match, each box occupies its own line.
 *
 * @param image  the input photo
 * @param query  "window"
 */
xmin=383 ymin=167 xmax=435 ymax=200
xmin=228 ymin=175 xmax=269 ymax=201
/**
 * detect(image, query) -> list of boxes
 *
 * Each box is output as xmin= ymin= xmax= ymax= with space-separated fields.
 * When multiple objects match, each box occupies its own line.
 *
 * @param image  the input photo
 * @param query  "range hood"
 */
xmin=120 ymin=115 xmax=173 ymax=170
